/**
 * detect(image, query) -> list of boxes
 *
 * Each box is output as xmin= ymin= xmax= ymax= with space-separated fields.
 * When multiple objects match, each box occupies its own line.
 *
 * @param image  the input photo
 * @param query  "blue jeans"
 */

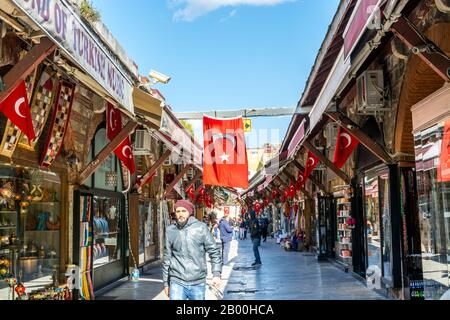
xmin=169 ymin=281 xmax=206 ymax=300
xmin=252 ymin=238 xmax=261 ymax=263
xmin=222 ymin=240 xmax=231 ymax=265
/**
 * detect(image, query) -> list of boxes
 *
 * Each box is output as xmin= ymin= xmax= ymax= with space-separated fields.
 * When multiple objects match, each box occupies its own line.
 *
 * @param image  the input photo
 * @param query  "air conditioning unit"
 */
xmin=133 ymin=129 xmax=153 ymax=155
xmin=186 ymin=167 xmax=194 ymax=180
xmin=356 ymin=70 xmax=386 ymax=114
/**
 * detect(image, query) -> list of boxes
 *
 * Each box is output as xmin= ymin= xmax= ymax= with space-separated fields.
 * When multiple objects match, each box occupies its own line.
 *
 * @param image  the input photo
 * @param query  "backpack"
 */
xmin=250 ymin=218 xmax=260 ymax=238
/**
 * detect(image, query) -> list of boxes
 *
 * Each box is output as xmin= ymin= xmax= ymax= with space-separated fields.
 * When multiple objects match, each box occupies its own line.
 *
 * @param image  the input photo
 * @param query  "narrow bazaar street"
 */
xmin=97 ymin=238 xmax=389 ymax=300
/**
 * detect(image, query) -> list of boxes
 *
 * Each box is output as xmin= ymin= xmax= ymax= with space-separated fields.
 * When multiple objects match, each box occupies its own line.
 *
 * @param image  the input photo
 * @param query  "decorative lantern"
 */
xmin=15 ymin=283 xmax=26 ymax=296
xmin=105 ymin=156 xmax=118 ymax=187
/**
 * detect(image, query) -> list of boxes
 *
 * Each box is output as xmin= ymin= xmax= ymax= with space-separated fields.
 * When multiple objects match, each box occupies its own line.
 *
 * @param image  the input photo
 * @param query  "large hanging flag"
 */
xmin=303 ymin=151 xmax=319 ymax=182
xmin=107 ymin=103 xmax=136 ymax=174
xmin=333 ymin=126 xmax=359 ymax=168
xmin=0 ymin=81 xmax=35 ymax=142
xmin=203 ymin=115 xmax=248 ymax=188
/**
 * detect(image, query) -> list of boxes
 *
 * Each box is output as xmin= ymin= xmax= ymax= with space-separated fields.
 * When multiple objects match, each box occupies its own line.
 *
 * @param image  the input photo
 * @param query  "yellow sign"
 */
xmin=243 ymin=118 xmax=252 ymax=132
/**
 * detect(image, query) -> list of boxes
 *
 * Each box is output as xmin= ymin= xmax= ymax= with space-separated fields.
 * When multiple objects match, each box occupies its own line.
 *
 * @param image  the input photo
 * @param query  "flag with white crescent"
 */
xmin=303 ymin=151 xmax=319 ymax=183
xmin=0 ymin=81 xmax=35 ymax=142
xmin=203 ymin=115 xmax=248 ymax=188
xmin=107 ymin=102 xmax=121 ymax=140
xmin=114 ymin=137 xmax=136 ymax=174
xmin=107 ymin=103 xmax=136 ymax=174
xmin=333 ymin=126 xmax=359 ymax=169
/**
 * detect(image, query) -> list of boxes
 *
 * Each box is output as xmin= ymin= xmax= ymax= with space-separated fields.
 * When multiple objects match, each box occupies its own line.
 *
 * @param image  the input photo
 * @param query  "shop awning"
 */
xmin=133 ymin=87 xmax=163 ymax=128
xmin=412 ymin=85 xmax=450 ymax=134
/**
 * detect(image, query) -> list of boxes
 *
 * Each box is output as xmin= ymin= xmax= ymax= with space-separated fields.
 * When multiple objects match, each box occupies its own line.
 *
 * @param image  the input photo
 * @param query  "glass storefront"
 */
xmin=93 ymin=195 xmax=122 ymax=269
xmin=0 ymin=165 xmax=61 ymax=299
xmin=414 ymin=120 xmax=450 ymax=300
xmin=138 ymin=200 xmax=156 ymax=265
xmin=363 ymin=166 xmax=392 ymax=284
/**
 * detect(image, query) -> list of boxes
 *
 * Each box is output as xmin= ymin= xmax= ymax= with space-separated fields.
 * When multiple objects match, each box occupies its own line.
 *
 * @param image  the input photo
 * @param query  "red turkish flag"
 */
xmin=333 ymin=127 xmax=359 ymax=168
xmin=107 ymin=103 xmax=135 ymax=174
xmin=303 ymin=151 xmax=319 ymax=182
xmin=438 ymin=120 xmax=450 ymax=182
xmin=107 ymin=103 xmax=122 ymax=140
xmin=114 ymin=138 xmax=136 ymax=174
xmin=203 ymin=115 xmax=248 ymax=188
xmin=0 ymin=81 xmax=35 ymax=142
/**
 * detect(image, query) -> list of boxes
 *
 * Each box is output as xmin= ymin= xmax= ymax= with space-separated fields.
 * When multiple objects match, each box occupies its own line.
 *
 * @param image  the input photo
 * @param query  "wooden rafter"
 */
xmin=79 ymin=121 xmax=138 ymax=185
xmin=0 ymin=37 xmax=56 ymax=103
xmin=391 ymin=16 xmax=450 ymax=82
xmin=134 ymin=149 xmax=172 ymax=191
xmin=325 ymin=112 xmax=394 ymax=165
xmin=291 ymin=160 xmax=329 ymax=194
xmin=163 ymin=164 xmax=192 ymax=199
xmin=303 ymin=140 xmax=351 ymax=185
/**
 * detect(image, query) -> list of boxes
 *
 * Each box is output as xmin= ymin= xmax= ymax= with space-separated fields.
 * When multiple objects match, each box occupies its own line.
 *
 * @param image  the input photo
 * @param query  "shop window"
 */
xmin=92 ymin=195 xmax=122 ymax=269
xmin=138 ymin=200 xmax=156 ymax=265
xmin=379 ymin=172 xmax=393 ymax=282
xmin=415 ymin=121 xmax=450 ymax=300
xmin=0 ymin=165 xmax=61 ymax=299
xmin=87 ymin=126 xmax=124 ymax=191
xmin=363 ymin=170 xmax=383 ymax=276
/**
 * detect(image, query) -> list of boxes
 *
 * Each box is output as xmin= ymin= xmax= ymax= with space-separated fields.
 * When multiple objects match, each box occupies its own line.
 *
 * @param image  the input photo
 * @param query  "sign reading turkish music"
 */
xmin=12 ymin=0 xmax=133 ymax=113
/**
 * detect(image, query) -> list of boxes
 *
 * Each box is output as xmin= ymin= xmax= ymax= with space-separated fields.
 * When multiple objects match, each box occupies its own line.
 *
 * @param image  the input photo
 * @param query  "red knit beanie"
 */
xmin=174 ymin=200 xmax=195 ymax=215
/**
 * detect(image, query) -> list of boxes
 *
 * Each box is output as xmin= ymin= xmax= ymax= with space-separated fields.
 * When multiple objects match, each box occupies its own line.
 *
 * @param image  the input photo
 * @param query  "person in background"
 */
xmin=249 ymin=210 xmax=262 ymax=266
xmin=259 ymin=215 xmax=269 ymax=242
xmin=239 ymin=218 xmax=246 ymax=240
xmin=219 ymin=213 xmax=233 ymax=265
xmin=162 ymin=200 xmax=222 ymax=300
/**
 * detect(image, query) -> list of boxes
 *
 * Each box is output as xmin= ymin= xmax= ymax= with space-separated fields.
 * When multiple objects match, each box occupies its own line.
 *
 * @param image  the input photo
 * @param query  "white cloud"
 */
xmin=168 ymin=0 xmax=294 ymax=21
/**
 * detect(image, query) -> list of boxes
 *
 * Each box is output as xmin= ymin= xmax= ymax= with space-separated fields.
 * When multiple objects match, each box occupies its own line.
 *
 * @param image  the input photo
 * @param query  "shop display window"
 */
xmin=92 ymin=196 xmax=122 ymax=268
xmin=379 ymin=172 xmax=393 ymax=282
xmin=0 ymin=165 xmax=61 ymax=300
xmin=138 ymin=200 xmax=155 ymax=265
xmin=414 ymin=121 xmax=450 ymax=300
xmin=363 ymin=170 xmax=383 ymax=276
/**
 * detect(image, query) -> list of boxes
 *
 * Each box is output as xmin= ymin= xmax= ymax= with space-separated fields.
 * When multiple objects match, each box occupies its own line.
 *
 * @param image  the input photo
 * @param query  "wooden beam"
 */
xmin=325 ymin=112 xmax=394 ymax=165
xmin=303 ymin=139 xmax=351 ymax=185
xmin=79 ymin=121 xmax=138 ymax=185
xmin=134 ymin=149 xmax=172 ymax=191
xmin=291 ymin=160 xmax=329 ymax=194
xmin=0 ymin=37 xmax=56 ymax=102
xmin=185 ymin=171 xmax=202 ymax=190
xmin=163 ymin=164 xmax=192 ymax=198
xmin=391 ymin=16 xmax=450 ymax=82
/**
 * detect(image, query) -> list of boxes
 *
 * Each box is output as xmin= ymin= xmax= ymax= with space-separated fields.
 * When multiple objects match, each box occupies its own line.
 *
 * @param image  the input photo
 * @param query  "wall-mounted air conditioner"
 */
xmin=134 ymin=129 xmax=153 ymax=155
xmin=356 ymin=70 xmax=386 ymax=114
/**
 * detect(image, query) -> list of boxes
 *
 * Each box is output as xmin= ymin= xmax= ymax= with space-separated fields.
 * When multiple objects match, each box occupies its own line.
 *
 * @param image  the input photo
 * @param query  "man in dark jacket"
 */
xmin=163 ymin=200 xmax=222 ymax=300
xmin=259 ymin=215 xmax=269 ymax=242
xmin=219 ymin=213 xmax=233 ymax=265
xmin=249 ymin=210 xmax=262 ymax=266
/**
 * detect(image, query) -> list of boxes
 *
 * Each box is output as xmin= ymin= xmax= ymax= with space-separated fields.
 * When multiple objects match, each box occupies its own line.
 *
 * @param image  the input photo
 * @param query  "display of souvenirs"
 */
xmin=0 ymin=256 xmax=12 ymax=279
xmin=26 ymin=286 xmax=72 ymax=300
xmin=93 ymin=217 xmax=109 ymax=235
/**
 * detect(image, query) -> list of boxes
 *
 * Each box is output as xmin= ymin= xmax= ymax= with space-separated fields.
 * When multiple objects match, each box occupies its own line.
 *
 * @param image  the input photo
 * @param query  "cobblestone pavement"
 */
xmin=97 ymin=237 xmax=389 ymax=300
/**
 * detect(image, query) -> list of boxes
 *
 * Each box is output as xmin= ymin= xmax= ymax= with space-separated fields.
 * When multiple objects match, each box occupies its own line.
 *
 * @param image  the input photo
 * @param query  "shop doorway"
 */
xmin=317 ymin=196 xmax=336 ymax=260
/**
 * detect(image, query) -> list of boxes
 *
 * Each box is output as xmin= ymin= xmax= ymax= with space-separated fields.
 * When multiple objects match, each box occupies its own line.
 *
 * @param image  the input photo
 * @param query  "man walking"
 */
xmin=219 ymin=213 xmax=233 ymax=265
xmin=249 ymin=210 xmax=262 ymax=266
xmin=162 ymin=200 xmax=222 ymax=300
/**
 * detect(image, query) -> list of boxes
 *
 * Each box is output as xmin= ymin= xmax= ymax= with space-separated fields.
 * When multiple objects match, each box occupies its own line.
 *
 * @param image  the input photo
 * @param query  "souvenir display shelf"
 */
xmin=336 ymin=198 xmax=352 ymax=263
xmin=0 ymin=165 xmax=61 ymax=299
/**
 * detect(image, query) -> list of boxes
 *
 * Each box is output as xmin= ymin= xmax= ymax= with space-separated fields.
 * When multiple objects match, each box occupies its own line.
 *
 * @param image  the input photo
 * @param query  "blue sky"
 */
xmin=92 ymin=0 xmax=340 ymax=148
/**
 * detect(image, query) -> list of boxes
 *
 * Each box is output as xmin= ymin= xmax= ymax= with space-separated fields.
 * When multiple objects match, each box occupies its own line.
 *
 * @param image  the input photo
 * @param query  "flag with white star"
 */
xmin=203 ymin=115 xmax=248 ymax=188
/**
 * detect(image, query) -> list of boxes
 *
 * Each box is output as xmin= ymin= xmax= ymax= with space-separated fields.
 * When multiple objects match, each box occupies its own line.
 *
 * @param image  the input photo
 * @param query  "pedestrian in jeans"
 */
xmin=219 ymin=213 xmax=233 ymax=265
xmin=162 ymin=200 xmax=222 ymax=300
xmin=249 ymin=210 xmax=262 ymax=266
xmin=260 ymin=215 xmax=269 ymax=242
xmin=239 ymin=218 xmax=246 ymax=240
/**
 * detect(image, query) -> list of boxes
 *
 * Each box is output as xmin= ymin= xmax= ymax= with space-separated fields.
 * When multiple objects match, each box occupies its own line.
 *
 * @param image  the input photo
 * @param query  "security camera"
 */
xmin=149 ymin=70 xmax=171 ymax=84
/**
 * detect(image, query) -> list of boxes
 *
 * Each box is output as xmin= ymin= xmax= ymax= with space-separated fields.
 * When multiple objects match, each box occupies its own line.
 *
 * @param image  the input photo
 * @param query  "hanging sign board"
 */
xmin=12 ymin=0 xmax=134 ymax=114
xmin=243 ymin=118 xmax=252 ymax=132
